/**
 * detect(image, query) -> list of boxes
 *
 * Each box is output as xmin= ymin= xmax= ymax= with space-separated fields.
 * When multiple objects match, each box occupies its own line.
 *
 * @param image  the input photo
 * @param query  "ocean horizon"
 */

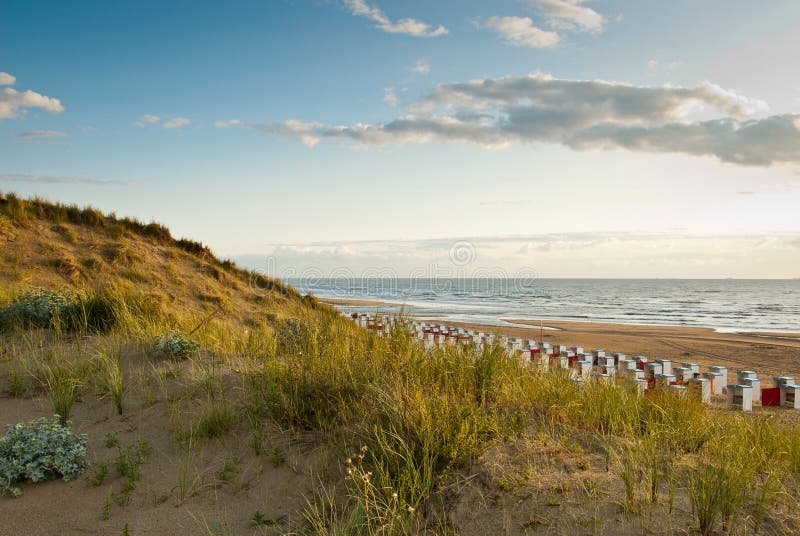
xmin=291 ymin=278 xmax=800 ymax=334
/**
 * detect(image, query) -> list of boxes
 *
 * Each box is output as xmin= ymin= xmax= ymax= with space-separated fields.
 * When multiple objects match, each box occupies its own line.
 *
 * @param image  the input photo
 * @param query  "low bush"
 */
xmin=0 ymin=287 xmax=120 ymax=334
xmin=0 ymin=417 xmax=88 ymax=497
xmin=0 ymin=288 xmax=74 ymax=331
xmin=153 ymin=330 xmax=199 ymax=359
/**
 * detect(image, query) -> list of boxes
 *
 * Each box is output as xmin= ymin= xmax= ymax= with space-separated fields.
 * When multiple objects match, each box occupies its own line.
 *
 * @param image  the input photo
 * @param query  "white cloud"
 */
xmin=481 ymin=16 xmax=560 ymax=48
xmin=214 ymin=119 xmax=241 ymax=127
xmin=262 ymin=73 xmax=799 ymax=166
xmin=383 ymin=88 xmax=398 ymax=107
xmin=162 ymin=117 xmax=191 ymax=129
xmin=135 ymin=114 xmax=160 ymax=126
xmin=18 ymin=130 xmax=67 ymax=138
xmin=0 ymin=72 xmax=16 ymax=86
xmin=409 ymin=59 xmax=430 ymax=75
xmin=344 ymin=0 xmax=448 ymax=37
xmin=262 ymin=120 xmax=324 ymax=147
xmin=522 ymin=0 xmax=605 ymax=33
xmin=0 ymin=87 xmax=64 ymax=120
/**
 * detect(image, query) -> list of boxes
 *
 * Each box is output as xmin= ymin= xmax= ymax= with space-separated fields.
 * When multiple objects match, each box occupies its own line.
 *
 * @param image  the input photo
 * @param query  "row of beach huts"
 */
xmin=347 ymin=312 xmax=800 ymax=412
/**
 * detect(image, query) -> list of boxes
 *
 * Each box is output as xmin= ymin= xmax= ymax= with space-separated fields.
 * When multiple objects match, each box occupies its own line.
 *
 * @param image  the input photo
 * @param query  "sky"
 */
xmin=2 ymin=0 xmax=800 ymax=278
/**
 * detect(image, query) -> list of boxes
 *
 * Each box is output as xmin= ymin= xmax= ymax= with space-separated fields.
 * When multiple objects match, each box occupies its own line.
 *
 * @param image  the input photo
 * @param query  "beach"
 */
xmin=321 ymin=297 xmax=800 ymax=378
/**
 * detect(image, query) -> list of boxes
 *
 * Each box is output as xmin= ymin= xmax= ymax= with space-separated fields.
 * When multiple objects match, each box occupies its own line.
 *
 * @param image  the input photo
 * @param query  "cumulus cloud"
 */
xmin=481 ymin=16 xmax=560 ymax=48
xmin=262 ymin=119 xmax=325 ymax=147
xmin=383 ymin=88 xmax=398 ymax=107
xmin=262 ymin=73 xmax=800 ymax=166
xmin=17 ymin=130 xmax=67 ymax=138
xmin=568 ymin=114 xmax=800 ymax=166
xmin=214 ymin=119 xmax=241 ymax=127
xmin=344 ymin=0 xmax=448 ymax=37
xmin=0 ymin=87 xmax=64 ymax=120
xmin=162 ymin=117 xmax=191 ymax=129
xmin=0 ymin=72 xmax=16 ymax=86
xmin=0 ymin=172 xmax=135 ymax=186
xmin=135 ymin=114 xmax=160 ymax=126
xmin=409 ymin=59 xmax=430 ymax=75
xmin=521 ymin=0 xmax=605 ymax=33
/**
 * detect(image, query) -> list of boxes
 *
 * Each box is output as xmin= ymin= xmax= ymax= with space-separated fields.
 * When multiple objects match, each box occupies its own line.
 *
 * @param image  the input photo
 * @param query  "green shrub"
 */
xmin=0 ymin=417 xmax=88 ymax=496
xmin=0 ymin=288 xmax=75 ymax=331
xmin=153 ymin=330 xmax=199 ymax=359
xmin=0 ymin=287 xmax=118 ymax=334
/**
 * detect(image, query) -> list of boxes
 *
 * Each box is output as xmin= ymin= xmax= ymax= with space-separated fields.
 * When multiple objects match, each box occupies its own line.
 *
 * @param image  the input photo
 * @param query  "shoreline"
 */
xmin=321 ymin=296 xmax=800 ymax=377
xmin=318 ymin=296 xmax=800 ymax=337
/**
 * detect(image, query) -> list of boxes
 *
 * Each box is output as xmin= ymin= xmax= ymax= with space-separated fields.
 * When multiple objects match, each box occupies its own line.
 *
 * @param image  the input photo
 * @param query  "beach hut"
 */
xmin=740 ymin=377 xmax=762 ymax=403
xmin=727 ymin=385 xmax=754 ymax=411
xmin=635 ymin=379 xmax=648 ymax=395
xmin=645 ymin=362 xmax=663 ymax=382
xmin=674 ymin=367 xmax=694 ymax=384
xmin=554 ymin=354 xmax=569 ymax=369
xmin=599 ymin=364 xmax=617 ymax=377
xmin=773 ymin=376 xmax=795 ymax=388
xmin=655 ymin=373 xmax=676 ymax=388
xmin=677 ymin=362 xmax=697 ymax=376
xmin=780 ymin=385 xmax=800 ymax=409
xmin=668 ymin=384 xmax=687 ymax=396
xmin=633 ymin=356 xmax=648 ymax=370
xmin=655 ymin=359 xmax=673 ymax=375
xmin=737 ymin=370 xmax=758 ymax=381
xmin=574 ymin=360 xmax=592 ymax=379
xmin=709 ymin=366 xmax=729 ymax=386
xmin=689 ymin=378 xmax=711 ymax=403
xmin=702 ymin=371 xmax=725 ymax=395
xmin=592 ymin=372 xmax=612 ymax=384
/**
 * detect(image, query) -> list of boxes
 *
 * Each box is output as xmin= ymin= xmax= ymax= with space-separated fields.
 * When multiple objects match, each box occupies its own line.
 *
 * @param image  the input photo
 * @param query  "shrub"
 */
xmin=153 ymin=330 xmax=199 ymax=359
xmin=0 ymin=288 xmax=74 ymax=331
xmin=0 ymin=287 xmax=118 ymax=334
xmin=0 ymin=417 xmax=88 ymax=497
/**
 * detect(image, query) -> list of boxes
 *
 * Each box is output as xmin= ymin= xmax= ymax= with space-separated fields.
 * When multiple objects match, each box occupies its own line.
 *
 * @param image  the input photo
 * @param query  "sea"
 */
xmin=288 ymin=278 xmax=800 ymax=334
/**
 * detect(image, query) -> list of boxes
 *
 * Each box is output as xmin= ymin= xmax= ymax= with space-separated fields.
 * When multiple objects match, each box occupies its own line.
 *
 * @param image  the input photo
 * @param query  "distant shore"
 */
xmin=320 ymin=297 xmax=800 ymax=377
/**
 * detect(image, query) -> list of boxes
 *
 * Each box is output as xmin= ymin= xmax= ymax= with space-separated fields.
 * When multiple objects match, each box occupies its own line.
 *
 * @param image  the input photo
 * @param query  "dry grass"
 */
xmin=1 ymin=193 xmax=800 ymax=534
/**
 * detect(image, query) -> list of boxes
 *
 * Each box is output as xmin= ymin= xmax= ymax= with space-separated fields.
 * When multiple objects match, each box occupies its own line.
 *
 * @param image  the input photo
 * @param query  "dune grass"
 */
xmin=0 ymin=225 xmax=799 ymax=534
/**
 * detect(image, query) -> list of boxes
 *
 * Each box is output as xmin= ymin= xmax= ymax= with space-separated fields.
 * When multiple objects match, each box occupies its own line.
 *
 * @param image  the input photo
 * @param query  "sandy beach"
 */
xmin=321 ymin=298 xmax=800 ymax=378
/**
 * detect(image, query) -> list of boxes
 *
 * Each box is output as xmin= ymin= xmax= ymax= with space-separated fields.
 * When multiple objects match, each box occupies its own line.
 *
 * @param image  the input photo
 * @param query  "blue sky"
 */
xmin=2 ymin=1 xmax=800 ymax=277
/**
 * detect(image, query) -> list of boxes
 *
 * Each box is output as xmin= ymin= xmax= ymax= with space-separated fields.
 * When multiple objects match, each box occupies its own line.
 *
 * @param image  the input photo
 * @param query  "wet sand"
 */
xmin=320 ymin=297 xmax=800 ymax=378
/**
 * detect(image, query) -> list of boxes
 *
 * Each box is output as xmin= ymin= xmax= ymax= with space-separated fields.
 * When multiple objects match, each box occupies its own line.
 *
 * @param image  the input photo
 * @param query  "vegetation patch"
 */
xmin=0 ymin=417 xmax=88 ymax=497
xmin=153 ymin=330 xmax=200 ymax=359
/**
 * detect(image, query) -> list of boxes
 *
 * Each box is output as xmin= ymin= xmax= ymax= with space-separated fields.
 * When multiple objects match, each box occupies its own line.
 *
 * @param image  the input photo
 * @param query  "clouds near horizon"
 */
xmin=233 ymin=232 xmax=800 ymax=279
xmin=262 ymin=73 xmax=800 ymax=166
